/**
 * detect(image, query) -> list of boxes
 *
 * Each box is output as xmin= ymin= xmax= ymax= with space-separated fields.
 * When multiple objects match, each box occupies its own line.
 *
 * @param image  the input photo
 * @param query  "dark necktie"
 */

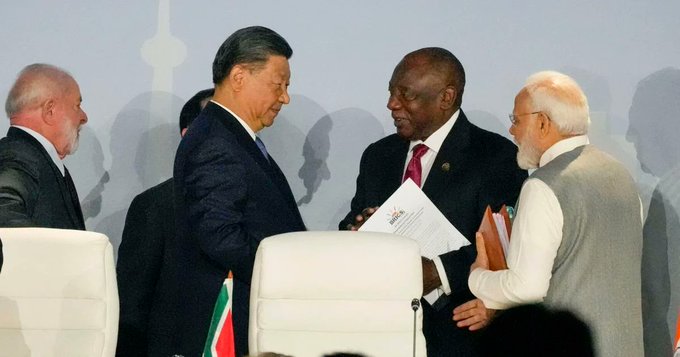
xmin=255 ymin=136 xmax=269 ymax=162
xmin=64 ymin=167 xmax=85 ymax=228
xmin=402 ymin=143 xmax=429 ymax=187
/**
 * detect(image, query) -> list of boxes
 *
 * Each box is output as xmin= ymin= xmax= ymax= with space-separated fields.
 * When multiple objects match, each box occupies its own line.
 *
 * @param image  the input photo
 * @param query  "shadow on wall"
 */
xmin=626 ymin=67 xmax=680 ymax=357
xmin=564 ymin=66 xmax=641 ymax=177
xmin=299 ymin=108 xmax=384 ymax=230
xmin=466 ymin=110 xmax=512 ymax=141
xmin=297 ymin=115 xmax=332 ymax=206
xmin=65 ymin=126 xmax=109 ymax=224
xmin=94 ymin=91 xmax=184 ymax=257
xmin=261 ymin=95 xmax=385 ymax=230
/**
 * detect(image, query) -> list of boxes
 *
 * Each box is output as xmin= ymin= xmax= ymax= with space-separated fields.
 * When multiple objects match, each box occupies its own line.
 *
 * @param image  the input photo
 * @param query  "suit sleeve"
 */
xmin=116 ymin=192 xmax=164 ymax=356
xmin=440 ymin=143 xmax=528 ymax=295
xmin=0 ymin=153 xmax=40 ymax=227
xmin=339 ymin=144 xmax=372 ymax=230
xmin=183 ymin=138 xmax=256 ymax=281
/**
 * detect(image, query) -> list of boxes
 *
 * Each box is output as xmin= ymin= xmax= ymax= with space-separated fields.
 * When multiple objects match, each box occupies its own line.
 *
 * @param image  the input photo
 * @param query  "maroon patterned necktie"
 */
xmin=402 ymin=143 xmax=429 ymax=187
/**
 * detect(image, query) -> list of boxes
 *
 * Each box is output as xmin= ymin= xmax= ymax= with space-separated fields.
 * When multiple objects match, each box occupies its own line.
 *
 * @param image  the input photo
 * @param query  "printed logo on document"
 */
xmin=388 ymin=207 xmax=406 ymax=225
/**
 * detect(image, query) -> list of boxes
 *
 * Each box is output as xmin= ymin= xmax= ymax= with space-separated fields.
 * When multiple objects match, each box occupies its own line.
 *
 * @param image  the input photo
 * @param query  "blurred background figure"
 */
xmin=115 ymin=88 xmax=213 ymax=357
xmin=626 ymin=67 xmax=680 ymax=357
xmin=476 ymin=303 xmax=594 ymax=357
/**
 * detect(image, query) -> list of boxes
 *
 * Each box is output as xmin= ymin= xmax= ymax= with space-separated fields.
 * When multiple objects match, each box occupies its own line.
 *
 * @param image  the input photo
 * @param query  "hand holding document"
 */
xmin=358 ymin=179 xmax=470 ymax=257
xmin=358 ymin=179 xmax=470 ymax=305
xmin=477 ymin=205 xmax=512 ymax=271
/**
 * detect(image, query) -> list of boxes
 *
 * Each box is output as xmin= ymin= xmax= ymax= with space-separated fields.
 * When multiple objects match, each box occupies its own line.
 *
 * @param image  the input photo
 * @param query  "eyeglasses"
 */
xmin=508 ymin=111 xmax=542 ymax=125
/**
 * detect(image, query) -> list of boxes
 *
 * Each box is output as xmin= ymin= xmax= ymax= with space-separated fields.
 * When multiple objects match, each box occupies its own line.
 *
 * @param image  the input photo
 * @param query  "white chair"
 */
xmin=249 ymin=231 xmax=426 ymax=357
xmin=0 ymin=228 xmax=119 ymax=357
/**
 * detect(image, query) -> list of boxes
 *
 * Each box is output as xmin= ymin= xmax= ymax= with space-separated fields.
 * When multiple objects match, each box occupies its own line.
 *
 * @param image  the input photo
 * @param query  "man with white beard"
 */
xmin=465 ymin=71 xmax=644 ymax=357
xmin=0 ymin=63 xmax=87 ymax=230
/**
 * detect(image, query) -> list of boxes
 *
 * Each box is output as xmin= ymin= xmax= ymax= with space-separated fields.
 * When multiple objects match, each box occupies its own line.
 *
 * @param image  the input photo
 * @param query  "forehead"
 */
xmin=259 ymin=55 xmax=290 ymax=79
xmin=57 ymin=78 xmax=81 ymax=102
xmin=514 ymin=89 xmax=532 ymax=109
xmin=390 ymin=57 xmax=441 ymax=89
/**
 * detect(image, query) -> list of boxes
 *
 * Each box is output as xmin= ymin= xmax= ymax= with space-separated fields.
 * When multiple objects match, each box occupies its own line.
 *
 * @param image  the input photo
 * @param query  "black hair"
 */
xmin=212 ymin=26 xmax=293 ymax=85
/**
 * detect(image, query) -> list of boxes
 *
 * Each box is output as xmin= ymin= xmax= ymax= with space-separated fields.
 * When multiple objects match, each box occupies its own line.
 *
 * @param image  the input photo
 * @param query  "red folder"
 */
xmin=477 ymin=205 xmax=512 ymax=271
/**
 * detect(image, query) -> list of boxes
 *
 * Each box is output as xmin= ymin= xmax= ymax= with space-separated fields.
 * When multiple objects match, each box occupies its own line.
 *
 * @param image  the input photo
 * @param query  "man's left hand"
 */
xmin=470 ymin=232 xmax=490 ymax=272
xmin=452 ymin=298 xmax=495 ymax=331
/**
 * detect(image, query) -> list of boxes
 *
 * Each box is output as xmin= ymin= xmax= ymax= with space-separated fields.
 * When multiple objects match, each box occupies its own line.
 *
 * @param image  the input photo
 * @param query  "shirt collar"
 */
xmin=210 ymin=100 xmax=258 ymax=141
xmin=408 ymin=109 xmax=460 ymax=152
xmin=12 ymin=125 xmax=65 ymax=175
xmin=539 ymin=135 xmax=590 ymax=167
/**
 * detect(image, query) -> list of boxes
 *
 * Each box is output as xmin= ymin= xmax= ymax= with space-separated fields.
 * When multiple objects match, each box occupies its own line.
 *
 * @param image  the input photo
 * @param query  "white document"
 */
xmin=359 ymin=179 xmax=470 ymax=304
xmin=493 ymin=213 xmax=510 ymax=256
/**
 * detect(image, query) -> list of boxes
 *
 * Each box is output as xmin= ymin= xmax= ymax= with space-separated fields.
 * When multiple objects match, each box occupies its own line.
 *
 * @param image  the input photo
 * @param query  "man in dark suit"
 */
xmin=115 ymin=88 xmax=214 ymax=357
xmin=340 ymin=48 xmax=527 ymax=356
xmin=0 ymin=63 xmax=87 ymax=230
xmin=159 ymin=26 xmax=305 ymax=357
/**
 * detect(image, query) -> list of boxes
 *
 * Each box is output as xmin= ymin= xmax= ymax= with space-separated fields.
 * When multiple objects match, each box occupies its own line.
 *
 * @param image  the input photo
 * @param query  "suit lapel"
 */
xmin=206 ymin=104 xmax=274 ymax=174
xmin=206 ymin=104 xmax=304 ymax=228
xmin=382 ymin=138 xmax=410 ymax=199
xmin=8 ymin=128 xmax=85 ymax=229
xmin=422 ymin=111 xmax=473 ymax=201
xmin=268 ymin=158 xmax=305 ymax=228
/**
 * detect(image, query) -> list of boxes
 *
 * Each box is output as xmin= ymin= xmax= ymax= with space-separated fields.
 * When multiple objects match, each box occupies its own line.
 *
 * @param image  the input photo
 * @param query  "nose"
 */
xmin=81 ymin=110 xmax=89 ymax=124
xmin=509 ymin=123 xmax=516 ymax=136
xmin=280 ymin=87 xmax=290 ymax=105
xmin=387 ymin=93 xmax=401 ymax=111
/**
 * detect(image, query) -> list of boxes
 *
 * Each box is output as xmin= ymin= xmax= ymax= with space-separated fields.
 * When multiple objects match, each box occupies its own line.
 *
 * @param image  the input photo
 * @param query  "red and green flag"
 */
xmin=202 ymin=271 xmax=235 ymax=357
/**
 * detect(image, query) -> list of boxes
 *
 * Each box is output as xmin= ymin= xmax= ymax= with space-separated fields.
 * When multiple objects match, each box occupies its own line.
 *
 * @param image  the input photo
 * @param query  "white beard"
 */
xmin=68 ymin=133 xmax=80 ymax=154
xmin=516 ymin=128 xmax=542 ymax=169
xmin=63 ymin=121 xmax=81 ymax=156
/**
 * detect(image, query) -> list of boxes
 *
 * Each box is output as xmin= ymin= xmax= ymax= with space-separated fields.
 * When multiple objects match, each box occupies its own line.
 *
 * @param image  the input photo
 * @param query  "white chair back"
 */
xmin=0 ymin=228 xmax=119 ymax=357
xmin=249 ymin=231 xmax=426 ymax=357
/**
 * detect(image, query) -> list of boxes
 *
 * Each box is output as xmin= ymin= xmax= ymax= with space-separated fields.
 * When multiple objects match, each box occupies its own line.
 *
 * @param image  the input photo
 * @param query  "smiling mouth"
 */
xmin=393 ymin=117 xmax=407 ymax=127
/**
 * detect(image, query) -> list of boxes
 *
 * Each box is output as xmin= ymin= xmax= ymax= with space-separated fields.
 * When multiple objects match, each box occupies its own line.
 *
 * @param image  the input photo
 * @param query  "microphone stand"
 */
xmin=411 ymin=298 xmax=420 ymax=357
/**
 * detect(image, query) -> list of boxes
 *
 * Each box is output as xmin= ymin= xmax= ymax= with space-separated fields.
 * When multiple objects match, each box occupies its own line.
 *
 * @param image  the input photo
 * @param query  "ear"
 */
xmin=538 ymin=113 xmax=552 ymax=137
xmin=41 ymin=99 xmax=56 ymax=125
xmin=440 ymin=86 xmax=457 ymax=110
xmin=229 ymin=64 xmax=247 ymax=91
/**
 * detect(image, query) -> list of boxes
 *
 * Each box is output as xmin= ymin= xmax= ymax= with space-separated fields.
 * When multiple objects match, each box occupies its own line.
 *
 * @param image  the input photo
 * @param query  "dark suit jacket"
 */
xmin=116 ymin=178 xmax=174 ymax=357
xmin=0 ymin=127 xmax=85 ymax=230
xmin=152 ymin=102 xmax=306 ymax=357
xmin=340 ymin=111 xmax=527 ymax=357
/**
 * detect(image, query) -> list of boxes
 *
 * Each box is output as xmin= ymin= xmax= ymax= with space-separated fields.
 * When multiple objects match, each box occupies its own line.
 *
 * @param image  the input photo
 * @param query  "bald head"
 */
xmin=4 ymin=63 xmax=88 ymax=159
xmin=5 ymin=63 xmax=78 ymax=119
xmin=398 ymin=47 xmax=466 ymax=108
xmin=522 ymin=71 xmax=590 ymax=135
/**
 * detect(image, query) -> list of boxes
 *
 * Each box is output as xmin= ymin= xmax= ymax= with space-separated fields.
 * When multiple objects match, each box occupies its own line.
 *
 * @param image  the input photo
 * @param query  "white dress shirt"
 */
xmin=211 ymin=100 xmax=258 ymax=142
xmin=403 ymin=110 xmax=459 ymax=297
xmin=12 ymin=125 xmax=65 ymax=176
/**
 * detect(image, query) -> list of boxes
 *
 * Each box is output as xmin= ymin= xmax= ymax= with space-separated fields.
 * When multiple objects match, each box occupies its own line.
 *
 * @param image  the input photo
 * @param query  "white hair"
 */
xmin=524 ymin=70 xmax=590 ymax=135
xmin=5 ymin=63 xmax=74 ymax=118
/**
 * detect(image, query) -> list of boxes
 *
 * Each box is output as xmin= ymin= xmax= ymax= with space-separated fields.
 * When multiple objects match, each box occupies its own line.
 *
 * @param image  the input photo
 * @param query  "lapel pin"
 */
xmin=441 ymin=162 xmax=450 ymax=172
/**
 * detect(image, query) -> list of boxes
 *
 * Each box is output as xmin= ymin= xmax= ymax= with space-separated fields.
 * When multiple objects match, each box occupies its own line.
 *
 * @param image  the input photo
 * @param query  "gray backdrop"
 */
xmin=1 ymin=0 xmax=678 ymax=354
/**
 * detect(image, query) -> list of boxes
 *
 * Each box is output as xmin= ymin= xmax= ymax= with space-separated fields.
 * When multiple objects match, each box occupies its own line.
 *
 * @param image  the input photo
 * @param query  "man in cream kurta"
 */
xmin=467 ymin=71 xmax=643 ymax=357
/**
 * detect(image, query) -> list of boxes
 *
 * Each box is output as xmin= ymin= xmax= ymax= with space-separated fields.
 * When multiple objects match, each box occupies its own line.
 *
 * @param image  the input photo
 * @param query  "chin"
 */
xmin=396 ymin=129 xmax=414 ymax=141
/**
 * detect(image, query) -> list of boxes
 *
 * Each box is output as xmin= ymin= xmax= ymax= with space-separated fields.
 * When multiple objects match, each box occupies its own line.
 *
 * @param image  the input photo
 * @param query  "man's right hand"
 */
xmin=345 ymin=206 xmax=379 ymax=230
